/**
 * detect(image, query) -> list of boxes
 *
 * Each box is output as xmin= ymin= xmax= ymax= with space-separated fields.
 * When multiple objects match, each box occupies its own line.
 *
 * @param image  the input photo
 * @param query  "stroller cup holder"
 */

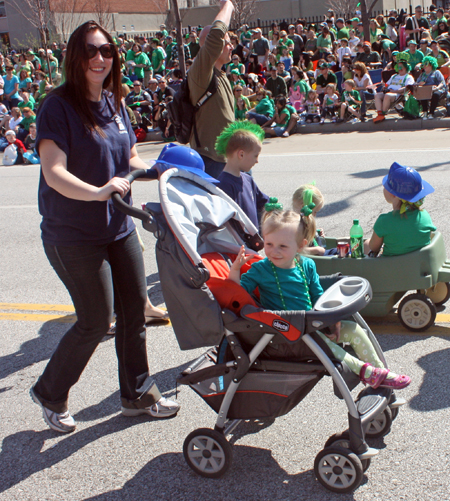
xmin=314 ymin=277 xmax=372 ymax=315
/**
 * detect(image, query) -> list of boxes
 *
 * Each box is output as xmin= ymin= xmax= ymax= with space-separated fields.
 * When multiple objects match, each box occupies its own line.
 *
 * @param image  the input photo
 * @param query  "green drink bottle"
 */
xmin=350 ymin=219 xmax=364 ymax=258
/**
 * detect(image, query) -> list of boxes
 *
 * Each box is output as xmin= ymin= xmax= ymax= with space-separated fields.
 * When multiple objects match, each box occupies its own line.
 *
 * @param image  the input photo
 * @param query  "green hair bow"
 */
xmin=265 ymin=197 xmax=283 ymax=212
xmin=300 ymin=203 xmax=316 ymax=216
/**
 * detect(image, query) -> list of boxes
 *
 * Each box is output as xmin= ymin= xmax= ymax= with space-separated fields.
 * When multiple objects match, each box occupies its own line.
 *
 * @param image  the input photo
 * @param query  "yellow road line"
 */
xmin=0 ymin=313 xmax=76 ymax=323
xmin=0 ymin=303 xmax=75 ymax=312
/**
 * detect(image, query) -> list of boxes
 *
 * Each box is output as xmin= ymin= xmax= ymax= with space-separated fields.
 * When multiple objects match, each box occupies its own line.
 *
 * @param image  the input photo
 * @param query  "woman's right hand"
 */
xmin=97 ymin=177 xmax=130 ymax=201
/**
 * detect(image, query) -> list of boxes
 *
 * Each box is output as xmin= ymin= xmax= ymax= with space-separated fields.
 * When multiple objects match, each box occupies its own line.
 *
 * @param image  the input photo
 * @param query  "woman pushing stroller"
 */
xmin=228 ymin=205 xmax=411 ymax=390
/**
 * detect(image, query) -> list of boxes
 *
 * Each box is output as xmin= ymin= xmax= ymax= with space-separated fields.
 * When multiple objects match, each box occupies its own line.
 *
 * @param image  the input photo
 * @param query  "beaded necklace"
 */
xmin=268 ymin=258 xmax=313 ymax=311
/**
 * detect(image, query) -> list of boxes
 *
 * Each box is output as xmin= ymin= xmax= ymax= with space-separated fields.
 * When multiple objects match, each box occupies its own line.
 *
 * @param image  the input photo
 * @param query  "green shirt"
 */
xmin=234 ymin=95 xmax=250 ymax=119
xmin=317 ymin=34 xmax=332 ymax=50
xmin=18 ymin=95 xmax=35 ymax=111
xmin=373 ymin=209 xmax=436 ymax=256
xmin=151 ymin=47 xmax=165 ymax=74
xmin=342 ymin=89 xmax=361 ymax=108
xmin=255 ymin=96 xmax=274 ymax=117
xmin=337 ymin=27 xmax=350 ymax=40
xmin=133 ymin=52 xmax=151 ymax=79
xmin=277 ymin=106 xmax=291 ymax=127
xmin=405 ymin=49 xmax=424 ymax=67
xmin=20 ymin=115 xmax=36 ymax=131
xmin=293 ymin=79 xmax=310 ymax=95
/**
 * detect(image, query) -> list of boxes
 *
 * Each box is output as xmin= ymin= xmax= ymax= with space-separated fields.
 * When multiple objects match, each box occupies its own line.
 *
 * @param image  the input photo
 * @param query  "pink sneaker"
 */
xmin=360 ymin=363 xmax=411 ymax=390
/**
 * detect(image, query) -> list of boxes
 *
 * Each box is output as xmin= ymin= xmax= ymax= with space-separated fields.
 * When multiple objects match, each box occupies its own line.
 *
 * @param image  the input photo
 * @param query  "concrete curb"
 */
xmin=294 ymin=114 xmax=450 ymax=135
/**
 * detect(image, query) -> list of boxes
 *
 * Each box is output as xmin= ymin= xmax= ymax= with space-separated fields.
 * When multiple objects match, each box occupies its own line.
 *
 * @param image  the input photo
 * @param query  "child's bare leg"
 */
xmin=285 ymin=114 xmax=299 ymax=134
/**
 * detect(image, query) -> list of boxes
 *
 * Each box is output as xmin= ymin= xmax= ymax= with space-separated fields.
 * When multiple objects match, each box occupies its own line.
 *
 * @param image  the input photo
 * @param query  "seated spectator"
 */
xmin=19 ymin=69 xmax=32 ymax=91
xmin=405 ymin=40 xmax=424 ymax=78
xmin=373 ymin=55 xmax=414 ymax=123
xmin=315 ymin=62 xmax=337 ymax=101
xmin=24 ymin=122 xmax=37 ymax=150
xmin=379 ymin=34 xmax=397 ymax=66
xmin=353 ymin=61 xmax=374 ymax=118
xmin=320 ymin=82 xmax=339 ymax=122
xmin=266 ymin=52 xmax=278 ymax=72
xmin=276 ymin=61 xmax=291 ymax=82
xmin=243 ymin=73 xmax=262 ymax=99
xmin=263 ymin=95 xmax=291 ymax=137
xmin=246 ymin=88 xmax=275 ymax=125
xmin=354 ymin=42 xmax=382 ymax=67
xmin=156 ymin=78 xmax=175 ymax=102
xmin=279 ymin=48 xmax=294 ymax=72
xmin=247 ymin=53 xmax=263 ymax=76
xmin=337 ymin=38 xmax=352 ymax=67
xmin=230 ymin=33 xmax=246 ymax=64
xmin=230 ymin=69 xmax=246 ymax=88
xmin=265 ymin=67 xmax=288 ymax=97
xmin=434 ymin=19 xmax=449 ymax=39
xmin=289 ymin=69 xmax=310 ymax=111
xmin=233 ymin=85 xmax=251 ymax=119
xmin=341 ymin=57 xmax=353 ymax=81
xmin=2 ymin=130 xmax=25 ymax=164
xmin=146 ymin=79 xmax=159 ymax=100
xmin=429 ymin=40 xmax=450 ymax=67
xmin=369 ymin=19 xmax=383 ymax=52
xmin=348 ymin=29 xmax=361 ymax=56
xmin=337 ymin=79 xmax=362 ymax=123
xmin=23 ymin=122 xmax=40 ymax=164
xmin=304 ymin=89 xmax=321 ymax=123
xmin=167 ymin=68 xmax=183 ymax=93
xmin=304 ymin=29 xmax=318 ymax=58
xmin=18 ymin=90 xmax=36 ymax=111
xmin=16 ymin=106 xmax=36 ymax=141
xmin=419 ymin=39 xmax=433 ymax=56
xmin=227 ymin=54 xmax=245 ymax=75
xmin=156 ymin=95 xmax=174 ymax=140
xmin=415 ymin=56 xmax=447 ymax=119
xmin=125 ymin=81 xmax=152 ymax=125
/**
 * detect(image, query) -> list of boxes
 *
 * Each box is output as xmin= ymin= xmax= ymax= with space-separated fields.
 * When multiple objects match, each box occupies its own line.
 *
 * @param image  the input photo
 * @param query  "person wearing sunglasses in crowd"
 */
xmin=30 ymin=20 xmax=180 ymax=435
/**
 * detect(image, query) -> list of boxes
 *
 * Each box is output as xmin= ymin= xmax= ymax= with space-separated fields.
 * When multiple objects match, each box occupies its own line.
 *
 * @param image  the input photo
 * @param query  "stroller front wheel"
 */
xmin=314 ymin=446 xmax=364 ymax=493
xmin=183 ymin=428 xmax=233 ymax=478
xmin=324 ymin=431 xmax=371 ymax=472
xmin=365 ymin=406 xmax=393 ymax=439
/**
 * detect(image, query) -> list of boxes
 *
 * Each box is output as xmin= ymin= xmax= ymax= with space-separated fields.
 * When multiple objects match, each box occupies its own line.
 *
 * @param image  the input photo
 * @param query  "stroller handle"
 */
xmin=111 ymin=168 xmax=158 ymax=222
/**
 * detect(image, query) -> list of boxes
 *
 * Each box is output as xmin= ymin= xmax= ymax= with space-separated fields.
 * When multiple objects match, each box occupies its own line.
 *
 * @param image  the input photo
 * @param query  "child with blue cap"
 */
xmin=365 ymin=162 xmax=436 ymax=256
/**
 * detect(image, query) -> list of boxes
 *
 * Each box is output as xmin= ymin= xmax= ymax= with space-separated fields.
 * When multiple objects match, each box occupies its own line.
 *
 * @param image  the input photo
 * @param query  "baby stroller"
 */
xmin=112 ymin=167 xmax=406 ymax=494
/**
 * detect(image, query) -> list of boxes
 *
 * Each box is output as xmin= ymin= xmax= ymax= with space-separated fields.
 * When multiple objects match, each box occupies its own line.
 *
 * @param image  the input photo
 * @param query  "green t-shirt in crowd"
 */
xmin=18 ymin=95 xmax=36 ymax=111
xmin=405 ymin=49 xmax=424 ymax=67
xmin=342 ymin=89 xmax=361 ymax=108
xmin=152 ymin=46 xmax=165 ymax=74
xmin=373 ymin=209 xmax=436 ymax=256
xmin=255 ymin=96 xmax=274 ymax=117
xmin=277 ymin=106 xmax=291 ymax=127
xmin=337 ymin=27 xmax=350 ymax=40
xmin=234 ymin=95 xmax=250 ymax=119
xmin=20 ymin=115 xmax=36 ymax=131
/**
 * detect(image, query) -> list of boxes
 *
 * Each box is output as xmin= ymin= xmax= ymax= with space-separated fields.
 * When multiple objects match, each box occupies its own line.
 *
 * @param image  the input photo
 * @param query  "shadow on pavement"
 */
xmin=0 ymin=414 xmax=152 ymax=494
xmin=409 ymin=346 xmax=450 ymax=412
xmin=81 ymin=445 xmax=362 ymax=501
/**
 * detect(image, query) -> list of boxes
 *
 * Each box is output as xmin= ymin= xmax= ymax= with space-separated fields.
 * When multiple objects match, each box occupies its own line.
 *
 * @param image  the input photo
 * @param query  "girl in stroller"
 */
xmin=228 ymin=206 xmax=411 ymax=390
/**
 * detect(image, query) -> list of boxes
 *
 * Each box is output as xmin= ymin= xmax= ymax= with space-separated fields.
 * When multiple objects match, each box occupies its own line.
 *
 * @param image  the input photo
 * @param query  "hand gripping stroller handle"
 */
xmin=111 ymin=168 xmax=158 ymax=222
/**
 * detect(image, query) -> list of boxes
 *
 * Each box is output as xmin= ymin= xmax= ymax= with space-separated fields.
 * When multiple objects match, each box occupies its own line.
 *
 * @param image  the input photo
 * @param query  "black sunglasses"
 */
xmin=86 ymin=43 xmax=115 ymax=59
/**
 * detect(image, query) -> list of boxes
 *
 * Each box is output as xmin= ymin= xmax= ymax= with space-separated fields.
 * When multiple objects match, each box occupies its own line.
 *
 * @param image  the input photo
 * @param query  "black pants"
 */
xmin=419 ymin=93 xmax=441 ymax=114
xmin=35 ymin=230 xmax=161 ymax=413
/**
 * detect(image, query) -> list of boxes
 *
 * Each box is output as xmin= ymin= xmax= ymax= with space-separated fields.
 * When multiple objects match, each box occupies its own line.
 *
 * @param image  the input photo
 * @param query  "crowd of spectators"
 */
xmin=2 ymin=6 xmax=450 ymax=156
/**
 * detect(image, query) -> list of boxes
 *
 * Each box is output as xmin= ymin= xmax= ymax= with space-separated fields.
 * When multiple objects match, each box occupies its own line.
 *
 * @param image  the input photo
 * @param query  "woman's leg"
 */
xmin=429 ymin=92 xmax=441 ymax=115
xmin=107 ymin=231 xmax=162 ymax=405
xmin=35 ymin=242 xmax=114 ymax=413
xmin=420 ymin=99 xmax=429 ymax=113
xmin=359 ymin=90 xmax=367 ymax=115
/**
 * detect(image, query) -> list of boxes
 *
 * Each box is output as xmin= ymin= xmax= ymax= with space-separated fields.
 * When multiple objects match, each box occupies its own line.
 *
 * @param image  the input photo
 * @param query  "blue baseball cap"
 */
xmin=382 ymin=162 xmax=434 ymax=202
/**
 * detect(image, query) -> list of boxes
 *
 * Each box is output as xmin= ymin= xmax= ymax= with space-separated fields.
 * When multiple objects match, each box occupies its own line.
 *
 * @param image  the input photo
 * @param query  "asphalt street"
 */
xmin=1 ymin=130 xmax=450 ymax=500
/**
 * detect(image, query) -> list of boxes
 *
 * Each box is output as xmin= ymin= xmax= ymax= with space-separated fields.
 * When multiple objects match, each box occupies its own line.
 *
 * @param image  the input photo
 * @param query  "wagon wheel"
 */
xmin=183 ymin=428 xmax=233 ymax=478
xmin=397 ymin=293 xmax=436 ymax=332
xmin=419 ymin=282 xmax=450 ymax=306
xmin=314 ymin=446 xmax=364 ymax=494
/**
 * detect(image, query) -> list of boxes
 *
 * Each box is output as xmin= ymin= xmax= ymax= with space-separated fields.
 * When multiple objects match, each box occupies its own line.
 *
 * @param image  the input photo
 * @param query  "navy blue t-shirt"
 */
xmin=217 ymin=171 xmax=269 ymax=228
xmin=37 ymin=91 xmax=137 ymax=246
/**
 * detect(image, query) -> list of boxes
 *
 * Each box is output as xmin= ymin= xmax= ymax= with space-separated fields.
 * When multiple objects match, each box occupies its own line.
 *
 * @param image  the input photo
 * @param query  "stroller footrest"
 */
xmin=177 ymin=362 xmax=232 ymax=385
xmin=356 ymin=388 xmax=390 ymax=424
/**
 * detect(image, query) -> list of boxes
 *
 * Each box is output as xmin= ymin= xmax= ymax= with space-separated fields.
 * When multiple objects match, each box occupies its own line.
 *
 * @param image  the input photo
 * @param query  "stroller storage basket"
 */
xmin=180 ymin=350 xmax=325 ymax=419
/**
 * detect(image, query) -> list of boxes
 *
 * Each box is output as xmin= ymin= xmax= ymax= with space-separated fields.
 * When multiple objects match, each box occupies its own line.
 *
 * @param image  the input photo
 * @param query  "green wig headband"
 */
xmin=395 ymin=51 xmax=411 ymax=73
xmin=422 ymin=55 xmax=438 ymax=70
xmin=215 ymin=120 xmax=265 ymax=157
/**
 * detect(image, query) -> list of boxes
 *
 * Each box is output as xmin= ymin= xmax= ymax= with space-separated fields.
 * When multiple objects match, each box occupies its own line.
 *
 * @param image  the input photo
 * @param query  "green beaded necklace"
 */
xmin=268 ymin=258 xmax=313 ymax=311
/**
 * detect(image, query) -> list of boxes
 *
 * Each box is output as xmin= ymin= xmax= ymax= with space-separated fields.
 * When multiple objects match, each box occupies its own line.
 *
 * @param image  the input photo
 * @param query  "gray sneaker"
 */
xmin=30 ymin=386 xmax=76 ymax=433
xmin=121 ymin=396 xmax=180 ymax=418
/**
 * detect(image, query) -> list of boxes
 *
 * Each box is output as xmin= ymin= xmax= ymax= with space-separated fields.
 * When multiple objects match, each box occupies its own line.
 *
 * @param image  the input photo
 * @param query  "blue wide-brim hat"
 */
xmin=382 ymin=162 xmax=434 ymax=202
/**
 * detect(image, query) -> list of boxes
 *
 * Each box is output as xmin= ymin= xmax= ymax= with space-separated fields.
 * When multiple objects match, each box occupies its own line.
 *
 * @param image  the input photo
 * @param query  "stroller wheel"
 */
xmin=365 ymin=406 xmax=393 ymax=439
xmin=398 ymin=293 xmax=436 ymax=331
xmin=183 ymin=428 xmax=233 ymax=479
xmin=314 ymin=446 xmax=363 ymax=494
xmin=324 ymin=431 xmax=371 ymax=472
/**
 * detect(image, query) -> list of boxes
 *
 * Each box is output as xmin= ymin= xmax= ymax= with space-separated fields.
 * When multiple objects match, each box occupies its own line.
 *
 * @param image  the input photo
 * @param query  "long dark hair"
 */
xmin=54 ymin=20 xmax=121 ymax=134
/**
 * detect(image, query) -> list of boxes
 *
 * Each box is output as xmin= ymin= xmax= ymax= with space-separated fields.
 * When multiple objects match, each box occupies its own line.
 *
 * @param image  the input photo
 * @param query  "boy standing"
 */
xmin=215 ymin=122 xmax=269 ymax=228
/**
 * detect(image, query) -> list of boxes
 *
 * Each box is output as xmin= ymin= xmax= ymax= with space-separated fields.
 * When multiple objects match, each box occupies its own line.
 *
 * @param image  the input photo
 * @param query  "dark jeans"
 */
xmin=247 ymin=111 xmax=271 ymax=126
xmin=200 ymin=154 xmax=226 ymax=179
xmin=359 ymin=89 xmax=375 ymax=115
xmin=35 ymin=230 xmax=161 ymax=413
